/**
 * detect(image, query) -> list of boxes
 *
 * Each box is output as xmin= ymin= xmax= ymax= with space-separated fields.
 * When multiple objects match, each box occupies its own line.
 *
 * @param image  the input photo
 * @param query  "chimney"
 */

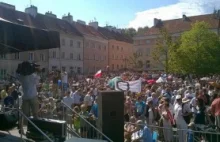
xmin=182 ymin=14 xmax=187 ymax=21
xmin=25 ymin=5 xmax=38 ymax=17
xmin=45 ymin=11 xmax=57 ymax=18
xmin=89 ymin=21 xmax=99 ymax=30
xmin=62 ymin=13 xmax=73 ymax=23
xmin=77 ymin=20 xmax=86 ymax=25
xmin=0 ymin=2 xmax=15 ymax=10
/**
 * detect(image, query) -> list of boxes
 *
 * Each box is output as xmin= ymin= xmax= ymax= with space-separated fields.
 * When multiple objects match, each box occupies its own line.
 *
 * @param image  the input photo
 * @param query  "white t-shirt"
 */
xmin=71 ymin=91 xmax=81 ymax=105
xmin=63 ymin=96 xmax=74 ymax=108
xmin=62 ymin=72 xmax=68 ymax=83
xmin=84 ymin=94 xmax=93 ymax=106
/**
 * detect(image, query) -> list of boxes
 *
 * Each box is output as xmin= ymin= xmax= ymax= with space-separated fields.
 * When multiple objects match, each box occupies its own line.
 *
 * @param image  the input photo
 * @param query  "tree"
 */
xmin=170 ymin=21 xmax=220 ymax=75
xmin=137 ymin=26 xmax=149 ymax=35
xmin=151 ymin=28 xmax=175 ymax=73
xmin=128 ymin=52 xmax=144 ymax=68
xmin=121 ymin=28 xmax=137 ymax=37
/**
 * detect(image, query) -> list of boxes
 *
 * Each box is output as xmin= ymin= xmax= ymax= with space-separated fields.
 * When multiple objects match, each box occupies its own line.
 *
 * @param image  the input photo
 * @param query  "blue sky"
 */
xmin=1 ymin=0 xmax=219 ymax=29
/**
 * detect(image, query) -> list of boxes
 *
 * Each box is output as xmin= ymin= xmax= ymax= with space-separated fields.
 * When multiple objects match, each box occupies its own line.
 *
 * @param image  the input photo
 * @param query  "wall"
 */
xmin=108 ymin=40 xmax=133 ymax=71
xmin=48 ymin=34 xmax=84 ymax=74
xmin=83 ymin=36 xmax=108 ymax=74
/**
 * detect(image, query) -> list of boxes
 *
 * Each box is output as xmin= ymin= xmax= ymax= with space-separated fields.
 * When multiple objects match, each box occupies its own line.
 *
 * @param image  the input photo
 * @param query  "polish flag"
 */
xmin=94 ymin=70 xmax=102 ymax=78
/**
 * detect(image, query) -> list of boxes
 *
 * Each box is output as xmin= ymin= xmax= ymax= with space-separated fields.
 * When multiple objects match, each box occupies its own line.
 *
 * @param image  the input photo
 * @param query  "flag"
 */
xmin=94 ymin=70 xmax=102 ymax=78
xmin=115 ymin=79 xmax=142 ymax=93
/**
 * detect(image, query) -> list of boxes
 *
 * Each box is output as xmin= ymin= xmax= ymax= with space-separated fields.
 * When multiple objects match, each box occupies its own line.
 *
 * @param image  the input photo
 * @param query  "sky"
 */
xmin=1 ymin=0 xmax=220 ymax=29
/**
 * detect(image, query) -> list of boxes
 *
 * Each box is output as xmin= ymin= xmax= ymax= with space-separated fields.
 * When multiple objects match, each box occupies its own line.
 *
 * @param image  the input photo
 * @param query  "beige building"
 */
xmin=133 ymin=14 xmax=220 ymax=71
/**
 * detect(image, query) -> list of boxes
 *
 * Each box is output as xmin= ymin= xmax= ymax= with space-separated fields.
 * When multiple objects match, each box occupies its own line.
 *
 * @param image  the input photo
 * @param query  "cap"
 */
xmin=176 ymin=95 xmax=182 ymax=100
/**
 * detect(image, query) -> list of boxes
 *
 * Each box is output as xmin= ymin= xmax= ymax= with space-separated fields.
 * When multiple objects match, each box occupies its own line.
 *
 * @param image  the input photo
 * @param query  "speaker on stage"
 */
xmin=97 ymin=91 xmax=124 ymax=142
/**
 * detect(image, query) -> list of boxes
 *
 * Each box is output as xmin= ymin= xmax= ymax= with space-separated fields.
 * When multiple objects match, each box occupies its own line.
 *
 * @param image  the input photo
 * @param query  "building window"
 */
xmin=77 ymin=41 xmax=81 ymax=48
xmin=77 ymin=67 xmax=81 ymax=74
xmin=14 ymin=53 xmax=19 ymax=60
xmin=117 ymin=64 xmax=119 ymax=69
xmin=52 ymin=51 xmax=56 ymax=58
xmin=62 ymin=39 xmax=65 ymax=46
xmin=112 ymin=64 xmax=114 ymax=70
xmin=146 ymin=48 xmax=151 ymax=56
xmin=146 ymin=40 xmax=150 ymax=44
xmin=98 ymin=45 xmax=101 ymax=50
xmin=121 ymin=65 xmax=123 ymax=68
xmin=70 ymin=40 xmax=73 ymax=47
xmin=78 ymin=54 xmax=81 ymax=60
xmin=62 ymin=66 xmax=66 ymax=71
xmin=40 ymin=54 xmax=45 ymax=61
xmin=0 ymin=54 xmax=6 ymax=59
xmin=117 ymin=46 xmax=119 ymax=50
xmin=85 ymin=42 xmax=89 ymax=48
xmin=146 ymin=60 xmax=150 ymax=68
xmin=61 ymin=52 xmax=65 ymax=59
xmin=0 ymin=69 xmax=6 ymax=79
xmin=52 ymin=66 xmax=57 ymax=71
xmin=116 ymin=55 xmax=118 ymax=59
xmin=112 ymin=55 xmax=114 ymax=59
xmin=121 ymin=47 xmax=123 ymax=51
xmin=70 ymin=53 xmax=73 ymax=59
xmin=112 ymin=45 xmax=114 ymax=49
xmin=28 ymin=52 xmax=34 ymax=61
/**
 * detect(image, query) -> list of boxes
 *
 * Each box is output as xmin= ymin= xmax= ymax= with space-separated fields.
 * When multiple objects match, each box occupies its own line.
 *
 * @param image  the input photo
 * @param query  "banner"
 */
xmin=115 ymin=79 xmax=141 ymax=93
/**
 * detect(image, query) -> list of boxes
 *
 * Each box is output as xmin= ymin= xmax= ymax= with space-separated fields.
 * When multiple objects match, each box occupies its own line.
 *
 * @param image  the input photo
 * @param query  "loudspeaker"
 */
xmin=97 ymin=91 xmax=124 ymax=142
xmin=0 ymin=110 xmax=18 ymax=131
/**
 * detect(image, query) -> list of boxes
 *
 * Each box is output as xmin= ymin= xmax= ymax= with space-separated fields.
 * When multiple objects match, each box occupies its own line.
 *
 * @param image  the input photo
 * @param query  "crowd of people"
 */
xmin=1 ymin=69 xmax=220 ymax=142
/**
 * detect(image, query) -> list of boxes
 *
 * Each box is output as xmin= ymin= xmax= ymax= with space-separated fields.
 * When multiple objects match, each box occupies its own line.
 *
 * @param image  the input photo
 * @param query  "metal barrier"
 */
xmin=125 ymin=122 xmax=220 ymax=142
xmin=2 ymin=107 xmax=53 ymax=142
xmin=60 ymin=101 xmax=113 ymax=142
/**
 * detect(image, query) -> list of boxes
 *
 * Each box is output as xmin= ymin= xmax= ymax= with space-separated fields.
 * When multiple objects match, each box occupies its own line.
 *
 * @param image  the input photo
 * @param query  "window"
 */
xmin=121 ymin=65 xmax=123 ymax=68
xmin=121 ymin=47 xmax=123 ymax=51
xmin=116 ymin=55 xmax=118 ymax=59
xmin=40 ymin=54 xmax=45 ymax=61
xmin=112 ymin=64 xmax=114 ymax=70
xmin=117 ymin=64 xmax=119 ymax=69
xmin=85 ymin=42 xmax=89 ymax=48
xmin=61 ymin=52 xmax=65 ymax=59
xmin=103 ymin=46 xmax=106 ymax=50
xmin=77 ymin=67 xmax=81 ymax=74
xmin=70 ymin=53 xmax=73 ymax=59
xmin=52 ymin=51 xmax=56 ymax=58
xmin=0 ymin=54 xmax=6 ymax=59
xmin=14 ymin=53 xmax=19 ymax=60
xmin=146 ymin=48 xmax=151 ymax=56
xmin=98 ymin=45 xmax=101 ymax=50
xmin=62 ymin=39 xmax=65 ymax=46
xmin=70 ymin=40 xmax=73 ymax=47
xmin=93 ymin=54 xmax=95 ymax=60
xmin=146 ymin=40 xmax=151 ymax=44
xmin=70 ymin=66 xmax=74 ymax=71
xmin=62 ymin=66 xmax=66 ymax=71
xmin=78 ymin=54 xmax=81 ymax=60
xmin=52 ymin=66 xmax=57 ymax=71
xmin=146 ymin=60 xmax=150 ymax=68
xmin=0 ymin=69 xmax=6 ymax=79
xmin=121 ymin=55 xmax=123 ymax=59
xmin=28 ymin=52 xmax=34 ymax=61
xmin=112 ymin=45 xmax=114 ymax=49
xmin=77 ymin=41 xmax=81 ymax=48
xmin=117 ymin=46 xmax=119 ymax=50
xmin=112 ymin=55 xmax=114 ymax=59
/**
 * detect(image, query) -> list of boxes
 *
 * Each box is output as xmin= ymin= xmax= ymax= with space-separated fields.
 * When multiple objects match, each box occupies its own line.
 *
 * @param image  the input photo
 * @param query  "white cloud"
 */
xmin=128 ymin=0 xmax=220 ymax=29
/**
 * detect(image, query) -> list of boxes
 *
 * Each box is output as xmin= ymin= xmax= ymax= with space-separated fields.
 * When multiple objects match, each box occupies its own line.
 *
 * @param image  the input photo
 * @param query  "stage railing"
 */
xmin=125 ymin=122 xmax=220 ymax=142
xmin=3 ymin=107 xmax=54 ymax=142
xmin=60 ymin=101 xmax=113 ymax=142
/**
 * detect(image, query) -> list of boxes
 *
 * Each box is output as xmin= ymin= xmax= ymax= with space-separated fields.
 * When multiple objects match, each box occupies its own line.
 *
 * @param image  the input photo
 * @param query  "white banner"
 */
xmin=115 ymin=79 xmax=142 ymax=93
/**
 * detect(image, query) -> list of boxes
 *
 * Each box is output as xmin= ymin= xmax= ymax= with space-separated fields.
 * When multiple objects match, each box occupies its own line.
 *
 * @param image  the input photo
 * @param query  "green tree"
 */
xmin=128 ymin=52 xmax=144 ymax=68
xmin=137 ymin=26 xmax=149 ymax=35
xmin=170 ymin=21 xmax=220 ymax=75
xmin=151 ymin=28 xmax=175 ymax=73
xmin=121 ymin=28 xmax=137 ymax=37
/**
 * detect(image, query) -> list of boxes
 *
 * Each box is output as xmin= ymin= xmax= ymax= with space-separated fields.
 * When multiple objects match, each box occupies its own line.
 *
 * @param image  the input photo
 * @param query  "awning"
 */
xmin=0 ymin=17 xmax=60 ymax=53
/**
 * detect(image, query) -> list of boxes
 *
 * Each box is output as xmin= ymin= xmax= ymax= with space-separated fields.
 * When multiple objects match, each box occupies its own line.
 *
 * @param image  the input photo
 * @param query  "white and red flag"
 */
xmin=94 ymin=70 xmax=102 ymax=78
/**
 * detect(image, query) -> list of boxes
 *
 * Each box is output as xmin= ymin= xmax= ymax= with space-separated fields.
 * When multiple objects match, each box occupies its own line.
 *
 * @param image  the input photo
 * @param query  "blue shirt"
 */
xmin=90 ymin=103 xmax=98 ymax=118
xmin=143 ymin=126 xmax=153 ymax=142
xmin=135 ymin=101 xmax=145 ymax=115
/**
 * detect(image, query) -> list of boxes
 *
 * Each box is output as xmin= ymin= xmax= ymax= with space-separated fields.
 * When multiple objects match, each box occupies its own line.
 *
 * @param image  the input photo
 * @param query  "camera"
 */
xmin=16 ymin=61 xmax=44 ymax=76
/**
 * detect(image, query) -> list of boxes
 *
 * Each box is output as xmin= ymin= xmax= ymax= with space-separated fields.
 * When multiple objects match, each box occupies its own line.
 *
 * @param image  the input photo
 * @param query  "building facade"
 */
xmin=133 ymin=14 xmax=220 ymax=71
xmin=74 ymin=21 xmax=108 ymax=74
xmin=98 ymin=27 xmax=133 ymax=71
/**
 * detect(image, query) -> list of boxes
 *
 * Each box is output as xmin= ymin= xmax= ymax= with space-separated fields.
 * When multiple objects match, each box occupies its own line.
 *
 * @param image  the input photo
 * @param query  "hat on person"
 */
xmin=176 ymin=95 xmax=182 ymax=100
xmin=146 ymin=97 xmax=153 ymax=103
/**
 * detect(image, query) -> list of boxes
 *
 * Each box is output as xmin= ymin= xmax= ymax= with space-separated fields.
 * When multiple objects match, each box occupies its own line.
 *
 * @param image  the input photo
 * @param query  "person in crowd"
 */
xmin=84 ymin=90 xmax=93 ymax=112
xmin=79 ymin=104 xmax=90 ymax=138
xmin=145 ymin=97 xmax=154 ymax=126
xmin=210 ymin=93 xmax=220 ymax=130
xmin=174 ymin=95 xmax=187 ymax=142
xmin=135 ymin=96 xmax=146 ymax=120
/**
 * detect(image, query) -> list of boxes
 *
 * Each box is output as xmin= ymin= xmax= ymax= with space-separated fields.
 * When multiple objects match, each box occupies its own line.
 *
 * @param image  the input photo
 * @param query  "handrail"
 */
xmin=61 ymin=101 xmax=114 ymax=142
xmin=3 ymin=107 xmax=53 ymax=142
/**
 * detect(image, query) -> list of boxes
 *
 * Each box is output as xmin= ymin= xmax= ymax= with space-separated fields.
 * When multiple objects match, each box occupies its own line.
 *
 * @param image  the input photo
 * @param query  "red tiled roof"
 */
xmin=98 ymin=27 xmax=133 ymax=43
xmin=73 ymin=22 xmax=106 ymax=38
xmin=137 ymin=14 xmax=219 ymax=36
